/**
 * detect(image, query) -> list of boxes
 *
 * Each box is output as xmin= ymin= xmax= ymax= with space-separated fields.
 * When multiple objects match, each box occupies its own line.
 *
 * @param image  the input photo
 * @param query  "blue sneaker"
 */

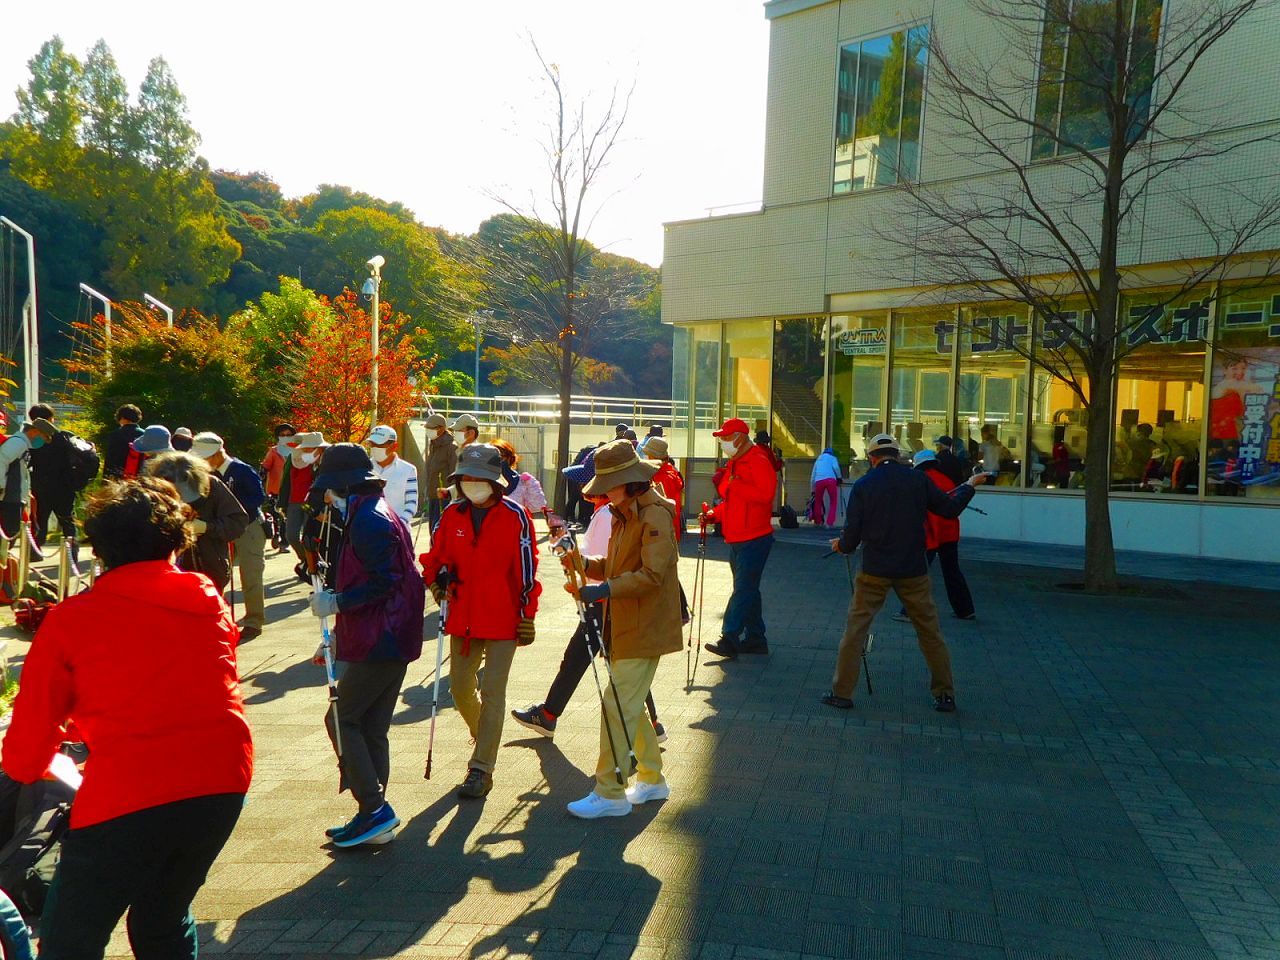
xmin=330 ymin=803 xmax=400 ymax=848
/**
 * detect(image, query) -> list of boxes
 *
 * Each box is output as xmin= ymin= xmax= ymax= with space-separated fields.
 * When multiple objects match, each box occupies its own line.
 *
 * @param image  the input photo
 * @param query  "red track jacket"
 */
xmin=922 ymin=462 xmax=961 ymax=549
xmin=2 ymin=560 xmax=253 ymax=828
xmin=419 ymin=497 xmax=541 ymax=652
xmin=706 ymin=444 xmax=778 ymax=543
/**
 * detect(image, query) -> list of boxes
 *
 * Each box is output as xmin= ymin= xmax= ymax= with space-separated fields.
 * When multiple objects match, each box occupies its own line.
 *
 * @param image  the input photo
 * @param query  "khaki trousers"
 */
xmin=832 ymin=572 xmax=954 ymax=699
xmin=232 ymin=519 xmax=266 ymax=630
xmin=449 ymin=637 xmax=517 ymax=773
xmin=594 ymin=656 xmax=662 ymax=800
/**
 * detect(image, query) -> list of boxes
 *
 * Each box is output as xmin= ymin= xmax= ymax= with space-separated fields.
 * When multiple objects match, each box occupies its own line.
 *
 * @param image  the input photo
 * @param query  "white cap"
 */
xmin=365 ymin=425 xmax=397 ymax=445
xmin=292 ymin=431 xmax=328 ymax=449
xmin=191 ymin=431 xmax=224 ymax=459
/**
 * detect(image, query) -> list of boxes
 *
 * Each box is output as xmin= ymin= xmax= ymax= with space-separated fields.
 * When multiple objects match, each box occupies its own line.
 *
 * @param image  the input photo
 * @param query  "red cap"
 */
xmin=712 ymin=417 xmax=750 ymax=438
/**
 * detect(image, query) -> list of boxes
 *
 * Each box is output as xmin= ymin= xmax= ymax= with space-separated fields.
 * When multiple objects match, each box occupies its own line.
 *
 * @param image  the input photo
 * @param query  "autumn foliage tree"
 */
xmin=285 ymin=289 xmax=433 ymax=443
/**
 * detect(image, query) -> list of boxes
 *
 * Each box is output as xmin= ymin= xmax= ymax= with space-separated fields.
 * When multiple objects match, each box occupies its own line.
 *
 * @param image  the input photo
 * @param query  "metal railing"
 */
xmin=412 ymin=394 xmax=721 ymax=432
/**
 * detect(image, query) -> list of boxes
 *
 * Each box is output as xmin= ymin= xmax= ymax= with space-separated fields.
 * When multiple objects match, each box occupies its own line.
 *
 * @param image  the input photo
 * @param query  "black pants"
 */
xmin=544 ymin=603 xmax=658 ymax=723
xmin=325 ymin=659 xmax=408 ymax=814
xmin=32 ymin=487 xmax=77 ymax=549
xmin=39 ymin=793 xmax=243 ymax=960
xmin=899 ymin=542 xmax=975 ymax=619
xmin=932 ymin=541 xmax=975 ymax=619
xmin=0 ymin=502 xmax=20 ymax=540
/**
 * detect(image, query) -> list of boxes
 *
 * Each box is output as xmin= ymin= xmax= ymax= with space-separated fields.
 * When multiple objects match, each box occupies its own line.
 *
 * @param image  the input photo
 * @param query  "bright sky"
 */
xmin=0 ymin=1 xmax=771 ymax=268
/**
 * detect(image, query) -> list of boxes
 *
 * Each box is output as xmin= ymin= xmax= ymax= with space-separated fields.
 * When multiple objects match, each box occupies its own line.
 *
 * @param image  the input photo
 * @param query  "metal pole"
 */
xmin=1 ymin=217 xmax=38 ymax=406
xmin=79 ymin=283 xmax=113 ymax=377
xmin=143 ymin=293 xmax=173 ymax=328
xmin=371 ymin=274 xmax=380 ymax=423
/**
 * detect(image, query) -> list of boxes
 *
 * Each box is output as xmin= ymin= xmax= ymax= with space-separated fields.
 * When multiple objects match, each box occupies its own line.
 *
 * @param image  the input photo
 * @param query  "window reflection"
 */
xmin=691 ymin=325 xmax=721 ymax=457
xmin=829 ymin=314 xmax=888 ymax=465
xmin=957 ymin=308 xmax=1030 ymax=486
xmin=772 ymin=318 xmax=827 ymax=459
xmin=889 ymin=309 xmax=953 ymax=456
xmin=721 ymin=320 xmax=773 ymax=438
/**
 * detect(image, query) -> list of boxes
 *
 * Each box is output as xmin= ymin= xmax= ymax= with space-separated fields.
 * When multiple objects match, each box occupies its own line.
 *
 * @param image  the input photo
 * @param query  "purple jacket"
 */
xmin=334 ymin=494 xmax=425 ymax=663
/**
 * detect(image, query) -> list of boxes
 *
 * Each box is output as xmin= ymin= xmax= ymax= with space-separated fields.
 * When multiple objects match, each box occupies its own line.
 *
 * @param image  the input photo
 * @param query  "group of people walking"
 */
xmin=0 ymin=402 xmax=991 ymax=959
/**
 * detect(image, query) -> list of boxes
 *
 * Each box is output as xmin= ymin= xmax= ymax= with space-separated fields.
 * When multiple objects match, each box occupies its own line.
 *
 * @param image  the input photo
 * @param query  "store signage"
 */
xmin=838 ymin=327 xmax=887 ymax=356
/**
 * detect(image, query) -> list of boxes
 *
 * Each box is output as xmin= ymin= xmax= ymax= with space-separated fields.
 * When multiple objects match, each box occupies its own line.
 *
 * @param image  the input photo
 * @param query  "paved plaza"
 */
xmin=5 ymin=525 xmax=1280 ymax=960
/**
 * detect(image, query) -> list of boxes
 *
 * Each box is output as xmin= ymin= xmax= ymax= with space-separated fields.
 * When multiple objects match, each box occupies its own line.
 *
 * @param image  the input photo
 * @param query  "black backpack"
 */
xmin=64 ymin=433 xmax=100 ymax=492
xmin=778 ymin=503 xmax=799 ymax=529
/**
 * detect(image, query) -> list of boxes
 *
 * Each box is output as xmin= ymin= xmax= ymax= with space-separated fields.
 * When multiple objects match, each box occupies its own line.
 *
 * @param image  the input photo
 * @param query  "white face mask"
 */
xmin=299 ymin=451 xmax=319 ymax=466
xmin=720 ymin=439 xmax=739 ymax=458
xmin=325 ymin=489 xmax=348 ymax=517
xmin=370 ymin=444 xmax=394 ymax=466
xmin=461 ymin=481 xmax=492 ymax=505
xmin=276 ymin=439 xmax=294 ymax=456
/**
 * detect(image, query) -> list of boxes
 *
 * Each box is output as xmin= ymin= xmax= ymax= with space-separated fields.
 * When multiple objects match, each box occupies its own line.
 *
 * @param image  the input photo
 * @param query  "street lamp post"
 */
xmin=79 ymin=284 xmax=113 ymax=377
xmin=362 ymin=255 xmax=385 ymax=423
xmin=1 ymin=216 xmax=39 ymax=406
xmin=143 ymin=293 xmax=173 ymax=328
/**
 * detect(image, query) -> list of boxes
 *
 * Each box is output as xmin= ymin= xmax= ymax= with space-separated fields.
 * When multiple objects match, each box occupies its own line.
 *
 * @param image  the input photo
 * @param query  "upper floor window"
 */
xmin=1031 ymin=0 xmax=1163 ymax=159
xmin=834 ymin=24 xmax=929 ymax=194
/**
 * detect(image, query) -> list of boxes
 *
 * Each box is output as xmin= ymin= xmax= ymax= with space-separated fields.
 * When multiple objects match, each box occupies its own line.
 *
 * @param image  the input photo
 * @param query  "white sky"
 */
xmin=1 ymin=1 xmax=771 ymax=268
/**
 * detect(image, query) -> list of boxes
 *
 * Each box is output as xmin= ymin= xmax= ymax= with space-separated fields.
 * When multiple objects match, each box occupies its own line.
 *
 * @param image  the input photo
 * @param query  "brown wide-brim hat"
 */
xmin=582 ymin=438 xmax=658 ymax=496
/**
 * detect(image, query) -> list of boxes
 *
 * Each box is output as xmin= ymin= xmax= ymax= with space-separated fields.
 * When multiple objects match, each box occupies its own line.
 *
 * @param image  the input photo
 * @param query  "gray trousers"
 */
xmin=231 ymin=519 xmax=266 ymax=630
xmin=286 ymin=502 xmax=307 ymax=564
xmin=324 ymin=660 xmax=409 ymax=814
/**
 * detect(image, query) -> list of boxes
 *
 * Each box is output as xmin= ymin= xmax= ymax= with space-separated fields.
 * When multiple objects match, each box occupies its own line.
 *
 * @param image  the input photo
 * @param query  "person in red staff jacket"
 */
xmin=700 ymin=418 xmax=779 ymax=660
xmin=420 ymin=444 xmax=541 ymax=800
xmin=894 ymin=450 xmax=976 ymax=621
xmin=2 ymin=477 xmax=253 ymax=959
xmin=644 ymin=436 xmax=685 ymax=542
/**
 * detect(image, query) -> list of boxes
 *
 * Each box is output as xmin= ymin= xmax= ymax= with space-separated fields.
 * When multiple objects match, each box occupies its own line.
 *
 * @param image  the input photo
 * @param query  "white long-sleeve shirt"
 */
xmin=374 ymin=455 xmax=419 ymax=524
xmin=810 ymin=452 xmax=842 ymax=486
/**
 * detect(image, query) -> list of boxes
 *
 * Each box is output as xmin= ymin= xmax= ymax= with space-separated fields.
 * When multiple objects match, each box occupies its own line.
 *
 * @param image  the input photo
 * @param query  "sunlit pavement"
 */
xmin=6 ymin=525 xmax=1280 ymax=959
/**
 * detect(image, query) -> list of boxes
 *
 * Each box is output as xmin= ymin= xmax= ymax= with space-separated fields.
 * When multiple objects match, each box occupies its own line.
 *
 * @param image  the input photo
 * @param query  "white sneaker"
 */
xmin=566 ymin=791 xmax=632 ymax=819
xmin=625 ymin=780 xmax=670 ymax=805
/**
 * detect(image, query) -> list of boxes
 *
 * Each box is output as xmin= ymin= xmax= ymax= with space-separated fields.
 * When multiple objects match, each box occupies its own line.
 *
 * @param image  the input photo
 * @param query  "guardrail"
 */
xmin=412 ymin=394 xmax=723 ymax=431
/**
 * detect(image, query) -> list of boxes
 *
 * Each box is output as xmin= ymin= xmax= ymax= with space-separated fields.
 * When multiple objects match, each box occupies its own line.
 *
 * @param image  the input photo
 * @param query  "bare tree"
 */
xmin=876 ymin=0 xmax=1280 ymax=590
xmin=475 ymin=42 xmax=640 ymax=510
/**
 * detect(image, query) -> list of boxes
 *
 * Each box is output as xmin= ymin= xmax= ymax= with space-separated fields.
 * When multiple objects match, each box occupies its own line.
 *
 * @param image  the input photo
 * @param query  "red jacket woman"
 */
xmin=2 ymin=477 xmax=252 ymax=954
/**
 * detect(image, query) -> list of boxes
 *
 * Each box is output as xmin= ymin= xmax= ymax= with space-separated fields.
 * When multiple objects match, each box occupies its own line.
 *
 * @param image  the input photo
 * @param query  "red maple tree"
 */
xmin=286 ymin=289 xmax=435 ymax=443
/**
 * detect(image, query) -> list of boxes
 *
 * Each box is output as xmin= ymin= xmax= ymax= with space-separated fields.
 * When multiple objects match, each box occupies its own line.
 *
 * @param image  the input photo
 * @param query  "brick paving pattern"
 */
xmin=8 ymin=526 xmax=1278 ymax=959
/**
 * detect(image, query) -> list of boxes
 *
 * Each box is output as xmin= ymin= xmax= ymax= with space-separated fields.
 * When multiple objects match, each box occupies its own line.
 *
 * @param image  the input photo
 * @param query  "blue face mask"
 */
xmin=29 ymin=436 xmax=46 ymax=450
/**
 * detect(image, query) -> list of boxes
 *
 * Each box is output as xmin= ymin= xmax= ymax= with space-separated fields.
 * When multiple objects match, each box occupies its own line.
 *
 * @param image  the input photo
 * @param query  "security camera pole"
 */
xmin=363 ymin=255 xmax=385 ymax=423
xmin=143 ymin=293 xmax=174 ymax=328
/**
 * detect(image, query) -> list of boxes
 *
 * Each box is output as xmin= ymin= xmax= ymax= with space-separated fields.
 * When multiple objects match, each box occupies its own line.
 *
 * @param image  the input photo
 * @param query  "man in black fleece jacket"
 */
xmin=823 ymin=433 xmax=987 ymax=713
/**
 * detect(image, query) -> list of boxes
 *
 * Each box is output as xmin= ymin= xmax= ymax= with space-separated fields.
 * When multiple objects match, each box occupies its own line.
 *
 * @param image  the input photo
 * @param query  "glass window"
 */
xmin=691 ymin=324 xmax=721 ymax=457
xmin=957 ymin=307 xmax=1031 ymax=486
xmin=1112 ymin=293 xmax=1208 ymax=495
xmin=829 ymin=314 xmax=887 ymax=470
xmin=889 ymin=309 xmax=953 ymax=457
xmin=671 ymin=326 xmax=692 ymax=458
xmin=1207 ymin=285 xmax=1280 ymax=499
xmin=771 ymin=317 xmax=827 ymax=459
xmin=834 ymin=24 xmax=930 ymax=193
xmin=1030 ymin=304 xmax=1093 ymax=490
xmin=721 ymin=319 xmax=772 ymax=440
xmin=1031 ymin=0 xmax=1163 ymax=160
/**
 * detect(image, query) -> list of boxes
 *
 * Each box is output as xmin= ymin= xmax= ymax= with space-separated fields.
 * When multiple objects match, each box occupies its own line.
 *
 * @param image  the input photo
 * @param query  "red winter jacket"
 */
xmin=921 ymin=462 xmax=961 ymax=549
xmin=651 ymin=462 xmax=685 ymax=541
xmin=707 ymin=444 xmax=777 ymax=543
xmin=419 ymin=497 xmax=541 ymax=653
xmin=2 ymin=560 xmax=253 ymax=828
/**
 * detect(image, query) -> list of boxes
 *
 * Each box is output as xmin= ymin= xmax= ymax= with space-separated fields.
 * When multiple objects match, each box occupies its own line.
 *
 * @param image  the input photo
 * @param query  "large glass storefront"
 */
xmin=672 ymin=283 xmax=1280 ymax=505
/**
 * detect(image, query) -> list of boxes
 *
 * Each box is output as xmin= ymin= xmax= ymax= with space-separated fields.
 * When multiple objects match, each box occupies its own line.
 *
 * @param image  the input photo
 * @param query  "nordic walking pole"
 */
xmin=56 ymin=538 xmax=70 ymax=602
xmin=839 ymin=555 xmax=870 ymax=701
xmin=687 ymin=503 xmax=709 ymax=691
xmin=424 ymin=585 xmax=448 ymax=780
xmin=228 ymin=542 xmax=237 ymax=625
xmin=550 ymin=526 xmax=626 ymax=785
xmin=308 ymin=512 xmax=342 ymax=780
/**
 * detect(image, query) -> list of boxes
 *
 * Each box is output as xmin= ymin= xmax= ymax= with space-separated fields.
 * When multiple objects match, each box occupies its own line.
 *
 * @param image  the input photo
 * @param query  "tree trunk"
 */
xmin=1082 ymin=370 xmax=1119 ymax=592
xmin=553 ymin=341 xmax=573 ymax=512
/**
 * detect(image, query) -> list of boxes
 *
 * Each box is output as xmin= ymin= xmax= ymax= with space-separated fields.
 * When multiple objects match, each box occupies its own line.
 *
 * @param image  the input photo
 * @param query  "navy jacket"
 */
xmin=838 ymin=459 xmax=974 ymax=578
xmin=104 ymin=423 xmax=143 ymax=479
xmin=219 ymin=456 xmax=266 ymax=519
xmin=334 ymin=494 xmax=425 ymax=664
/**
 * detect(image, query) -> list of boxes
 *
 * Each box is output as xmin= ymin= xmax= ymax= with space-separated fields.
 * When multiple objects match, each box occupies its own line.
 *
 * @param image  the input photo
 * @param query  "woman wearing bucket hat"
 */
xmin=419 ymin=443 xmax=541 ymax=799
xmin=644 ymin=437 xmax=684 ymax=542
xmin=563 ymin=439 xmax=682 ymax=819
xmin=306 ymin=443 xmax=425 ymax=847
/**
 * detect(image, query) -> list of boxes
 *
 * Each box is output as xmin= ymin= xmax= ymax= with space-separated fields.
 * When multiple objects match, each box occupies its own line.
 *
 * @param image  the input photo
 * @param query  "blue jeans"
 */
xmin=721 ymin=533 xmax=774 ymax=647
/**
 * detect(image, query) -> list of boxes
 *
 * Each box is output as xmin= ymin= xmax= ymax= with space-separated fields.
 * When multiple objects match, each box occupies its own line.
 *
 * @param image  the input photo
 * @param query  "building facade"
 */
xmin=662 ymin=0 xmax=1280 ymax=562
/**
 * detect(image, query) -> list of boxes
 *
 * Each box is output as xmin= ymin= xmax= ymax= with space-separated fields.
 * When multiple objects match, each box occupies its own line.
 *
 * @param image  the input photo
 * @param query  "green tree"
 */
xmin=210 ymin=169 xmax=283 ymax=209
xmin=81 ymin=40 xmax=132 ymax=167
xmin=226 ymin=276 xmax=334 ymax=385
xmin=9 ymin=37 xmax=84 ymax=196
xmin=133 ymin=57 xmax=198 ymax=174
xmin=286 ymin=184 xmax=416 ymax=228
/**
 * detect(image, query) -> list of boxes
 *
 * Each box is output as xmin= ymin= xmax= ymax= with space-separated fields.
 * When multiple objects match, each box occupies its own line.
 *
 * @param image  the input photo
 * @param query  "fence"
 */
xmin=413 ymin=394 xmax=719 ymax=433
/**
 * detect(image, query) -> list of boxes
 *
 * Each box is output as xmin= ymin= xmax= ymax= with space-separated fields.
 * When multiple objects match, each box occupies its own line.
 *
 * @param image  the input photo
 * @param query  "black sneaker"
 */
xmin=511 ymin=704 xmax=556 ymax=739
xmin=457 ymin=767 xmax=493 ymax=799
xmin=705 ymin=639 xmax=738 ymax=660
xmin=820 ymin=692 xmax=853 ymax=709
xmin=934 ymin=694 xmax=957 ymax=713
xmin=237 ymin=624 xmax=262 ymax=643
xmin=954 ymin=613 xmax=977 ymax=621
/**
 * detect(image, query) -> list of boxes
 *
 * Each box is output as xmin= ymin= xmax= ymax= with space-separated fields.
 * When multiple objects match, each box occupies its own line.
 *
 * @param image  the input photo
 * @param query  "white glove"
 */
xmin=191 ymin=518 xmax=208 ymax=535
xmin=309 ymin=589 xmax=340 ymax=619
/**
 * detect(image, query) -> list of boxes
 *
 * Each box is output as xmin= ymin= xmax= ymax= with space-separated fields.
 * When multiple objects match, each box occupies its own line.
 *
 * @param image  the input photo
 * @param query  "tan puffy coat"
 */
xmin=584 ymin=488 xmax=683 ymax=660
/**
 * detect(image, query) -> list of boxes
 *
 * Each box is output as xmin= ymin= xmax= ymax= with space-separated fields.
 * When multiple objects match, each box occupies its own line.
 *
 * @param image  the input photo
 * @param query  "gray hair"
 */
xmin=145 ymin=451 xmax=212 ymax=504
